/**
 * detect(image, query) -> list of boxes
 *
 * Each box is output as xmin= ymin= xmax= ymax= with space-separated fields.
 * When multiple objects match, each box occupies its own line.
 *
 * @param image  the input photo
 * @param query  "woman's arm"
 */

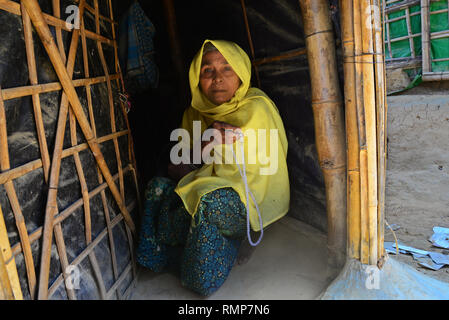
xmin=167 ymin=120 xmax=241 ymax=181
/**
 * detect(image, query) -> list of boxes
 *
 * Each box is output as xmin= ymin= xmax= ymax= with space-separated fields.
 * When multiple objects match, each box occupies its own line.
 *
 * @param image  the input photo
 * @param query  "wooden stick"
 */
xmin=0 ymin=130 xmax=128 ymax=185
xmin=1 ymin=74 xmax=120 ymax=101
xmin=385 ymin=0 xmax=420 ymax=13
xmin=21 ymin=4 xmax=51 ymax=183
xmin=105 ymin=263 xmax=132 ymax=299
xmin=0 ymin=87 xmax=37 ymax=298
xmin=94 ymin=0 xmax=125 ymax=204
xmin=104 ymin=0 xmax=138 ymax=286
xmin=422 ymin=71 xmax=449 ymax=81
xmin=0 ymin=205 xmax=23 ymax=299
xmin=340 ymin=0 xmax=361 ymax=260
xmin=53 ymin=223 xmax=77 ymax=300
xmin=106 ymin=0 xmax=140 ymax=219
xmin=405 ymin=8 xmax=415 ymax=58
xmin=240 ymin=0 xmax=262 ymax=88
xmin=252 ymin=48 xmax=308 ymax=66
xmin=52 ymin=0 xmax=67 ymax=63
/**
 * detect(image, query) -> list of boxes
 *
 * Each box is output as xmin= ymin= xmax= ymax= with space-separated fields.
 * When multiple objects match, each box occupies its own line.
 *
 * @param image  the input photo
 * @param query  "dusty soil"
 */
xmin=385 ymin=94 xmax=449 ymax=283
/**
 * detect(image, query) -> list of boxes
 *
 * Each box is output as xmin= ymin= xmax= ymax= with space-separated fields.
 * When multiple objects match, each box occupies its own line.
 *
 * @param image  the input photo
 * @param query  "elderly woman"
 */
xmin=136 ymin=40 xmax=290 ymax=296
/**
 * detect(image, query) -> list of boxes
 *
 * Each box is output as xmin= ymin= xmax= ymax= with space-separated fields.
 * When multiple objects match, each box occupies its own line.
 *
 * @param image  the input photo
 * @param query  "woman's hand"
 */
xmin=202 ymin=121 xmax=242 ymax=150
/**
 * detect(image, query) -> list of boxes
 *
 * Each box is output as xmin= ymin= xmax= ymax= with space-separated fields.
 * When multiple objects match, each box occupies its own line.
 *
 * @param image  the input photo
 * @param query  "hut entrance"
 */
xmin=122 ymin=0 xmax=347 ymax=299
xmin=0 ymin=0 xmax=394 ymax=300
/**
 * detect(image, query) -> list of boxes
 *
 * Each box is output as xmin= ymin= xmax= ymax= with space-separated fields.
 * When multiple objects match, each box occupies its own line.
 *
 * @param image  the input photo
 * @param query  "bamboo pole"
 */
xmin=253 ymin=48 xmax=307 ymax=66
xmin=405 ymin=8 xmax=415 ymax=58
xmin=372 ymin=0 xmax=387 ymax=261
xmin=360 ymin=0 xmax=378 ymax=266
xmin=0 ymin=240 xmax=13 ymax=300
xmin=299 ymin=0 xmax=347 ymax=269
xmin=0 ymin=205 xmax=23 ymax=299
xmin=423 ymin=71 xmax=449 ymax=81
xmin=353 ymin=0 xmax=370 ymax=264
xmin=1 ymin=74 xmax=120 ymax=101
xmin=421 ymin=0 xmax=431 ymax=73
xmin=0 ymin=130 xmax=128 ymax=186
xmin=240 ymin=0 xmax=262 ymax=88
xmin=21 ymin=4 xmax=51 ymax=183
xmin=107 ymin=0 xmax=138 ymax=283
xmin=340 ymin=0 xmax=361 ymax=260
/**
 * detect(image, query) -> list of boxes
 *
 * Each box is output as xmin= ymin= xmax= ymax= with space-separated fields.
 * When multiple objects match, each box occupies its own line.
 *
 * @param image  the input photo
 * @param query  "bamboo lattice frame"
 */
xmin=421 ymin=0 xmax=449 ymax=80
xmin=384 ymin=0 xmax=422 ymax=65
xmin=0 ymin=0 xmax=140 ymax=300
xmin=384 ymin=0 xmax=449 ymax=79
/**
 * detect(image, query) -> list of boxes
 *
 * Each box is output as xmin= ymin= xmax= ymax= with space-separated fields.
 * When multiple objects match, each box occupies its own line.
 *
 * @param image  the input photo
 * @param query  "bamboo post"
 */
xmin=347 ymin=0 xmax=386 ymax=266
xmin=339 ymin=0 xmax=361 ymax=261
xmin=298 ymin=0 xmax=347 ymax=270
xmin=421 ymin=0 xmax=431 ymax=73
xmin=372 ymin=0 xmax=387 ymax=261
xmin=353 ymin=0 xmax=370 ymax=265
xmin=360 ymin=0 xmax=378 ymax=266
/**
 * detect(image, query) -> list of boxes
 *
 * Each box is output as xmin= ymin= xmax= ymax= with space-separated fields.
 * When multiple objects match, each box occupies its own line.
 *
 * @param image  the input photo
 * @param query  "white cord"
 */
xmin=230 ymin=130 xmax=264 ymax=246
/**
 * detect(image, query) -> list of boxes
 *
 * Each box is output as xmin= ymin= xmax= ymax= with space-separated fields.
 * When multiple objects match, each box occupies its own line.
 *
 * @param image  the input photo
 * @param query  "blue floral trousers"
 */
xmin=136 ymin=177 xmax=246 ymax=296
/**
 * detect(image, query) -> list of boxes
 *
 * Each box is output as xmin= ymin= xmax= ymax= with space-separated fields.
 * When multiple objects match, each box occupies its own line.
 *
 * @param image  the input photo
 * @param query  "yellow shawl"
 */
xmin=175 ymin=39 xmax=290 ymax=231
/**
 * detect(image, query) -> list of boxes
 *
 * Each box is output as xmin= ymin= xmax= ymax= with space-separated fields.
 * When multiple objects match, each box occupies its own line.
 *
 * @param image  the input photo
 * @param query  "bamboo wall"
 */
xmin=0 ymin=0 xmax=139 ymax=299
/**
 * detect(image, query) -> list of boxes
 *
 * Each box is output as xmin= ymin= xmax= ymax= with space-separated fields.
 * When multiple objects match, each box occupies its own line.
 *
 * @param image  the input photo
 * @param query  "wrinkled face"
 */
xmin=199 ymin=50 xmax=241 ymax=106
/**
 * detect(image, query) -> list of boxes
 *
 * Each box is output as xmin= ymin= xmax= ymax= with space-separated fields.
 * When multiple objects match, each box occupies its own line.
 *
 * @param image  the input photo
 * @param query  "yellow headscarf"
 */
xmin=175 ymin=39 xmax=290 ymax=231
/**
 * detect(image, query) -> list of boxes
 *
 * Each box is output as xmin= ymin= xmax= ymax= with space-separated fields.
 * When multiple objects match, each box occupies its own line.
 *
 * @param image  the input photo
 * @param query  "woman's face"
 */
xmin=199 ymin=50 xmax=241 ymax=106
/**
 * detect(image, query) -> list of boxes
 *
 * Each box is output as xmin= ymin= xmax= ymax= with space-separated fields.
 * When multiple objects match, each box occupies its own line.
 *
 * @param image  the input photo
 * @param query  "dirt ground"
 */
xmin=384 ymin=93 xmax=449 ymax=283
